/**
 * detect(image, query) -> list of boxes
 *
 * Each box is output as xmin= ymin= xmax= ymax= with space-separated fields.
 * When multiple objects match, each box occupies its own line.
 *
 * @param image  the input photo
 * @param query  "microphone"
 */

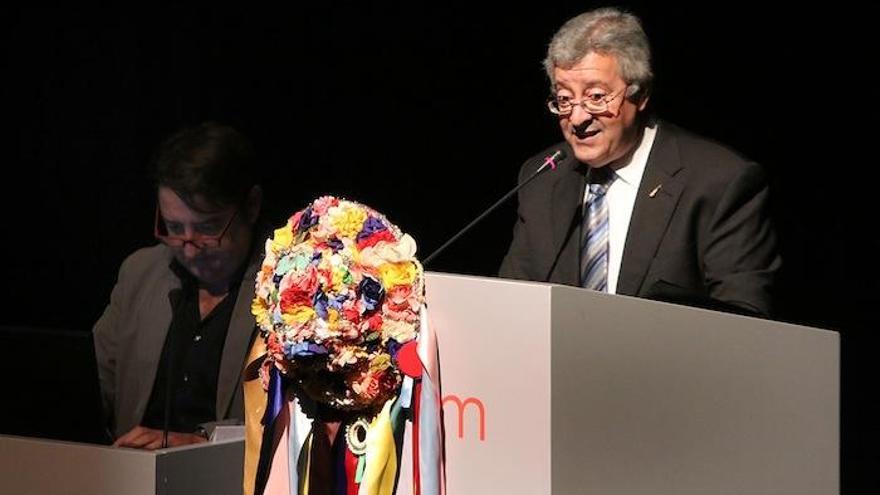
xmin=422 ymin=149 xmax=567 ymax=267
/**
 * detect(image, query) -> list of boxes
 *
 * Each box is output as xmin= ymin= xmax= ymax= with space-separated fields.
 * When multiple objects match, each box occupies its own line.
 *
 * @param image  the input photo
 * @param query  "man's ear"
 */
xmin=630 ymin=84 xmax=651 ymax=112
xmin=245 ymin=185 xmax=263 ymax=224
xmin=637 ymin=90 xmax=651 ymax=112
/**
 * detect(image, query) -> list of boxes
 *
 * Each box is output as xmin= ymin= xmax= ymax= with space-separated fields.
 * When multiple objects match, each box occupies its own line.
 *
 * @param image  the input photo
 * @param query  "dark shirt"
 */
xmin=141 ymin=263 xmax=241 ymax=433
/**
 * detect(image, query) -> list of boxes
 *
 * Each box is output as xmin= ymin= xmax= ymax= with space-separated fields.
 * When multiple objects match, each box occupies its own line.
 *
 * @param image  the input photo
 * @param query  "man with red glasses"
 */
xmin=94 ymin=122 xmax=264 ymax=449
xmin=499 ymin=8 xmax=780 ymax=317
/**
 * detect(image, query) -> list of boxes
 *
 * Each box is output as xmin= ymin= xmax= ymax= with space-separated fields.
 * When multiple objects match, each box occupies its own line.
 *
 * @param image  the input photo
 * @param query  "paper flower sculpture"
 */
xmin=252 ymin=196 xmax=424 ymax=411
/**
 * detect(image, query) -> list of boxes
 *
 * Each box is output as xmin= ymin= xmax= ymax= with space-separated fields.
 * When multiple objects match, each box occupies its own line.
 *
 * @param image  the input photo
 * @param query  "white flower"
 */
xmin=359 ymin=234 xmax=417 ymax=267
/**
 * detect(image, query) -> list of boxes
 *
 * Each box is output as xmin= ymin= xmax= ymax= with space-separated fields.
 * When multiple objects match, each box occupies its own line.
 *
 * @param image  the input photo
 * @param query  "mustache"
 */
xmin=572 ymin=120 xmax=598 ymax=139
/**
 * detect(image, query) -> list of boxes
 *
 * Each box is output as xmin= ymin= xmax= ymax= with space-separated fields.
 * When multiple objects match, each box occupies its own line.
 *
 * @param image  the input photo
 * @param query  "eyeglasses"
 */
xmin=154 ymin=207 xmax=238 ymax=249
xmin=547 ymin=85 xmax=631 ymax=116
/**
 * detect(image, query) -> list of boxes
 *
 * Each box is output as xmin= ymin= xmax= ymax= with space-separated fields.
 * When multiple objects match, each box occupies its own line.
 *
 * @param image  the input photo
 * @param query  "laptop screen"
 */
xmin=0 ymin=326 xmax=112 ymax=445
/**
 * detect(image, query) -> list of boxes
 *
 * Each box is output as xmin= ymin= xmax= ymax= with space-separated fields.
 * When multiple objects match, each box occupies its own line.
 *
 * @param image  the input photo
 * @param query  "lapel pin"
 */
xmin=648 ymin=184 xmax=662 ymax=198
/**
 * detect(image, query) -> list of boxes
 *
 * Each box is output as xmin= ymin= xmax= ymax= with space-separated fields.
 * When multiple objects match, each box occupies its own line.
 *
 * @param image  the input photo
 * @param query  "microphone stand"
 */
xmin=422 ymin=149 xmax=566 ymax=267
xmin=162 ymin=289 xmax=184 ymax=449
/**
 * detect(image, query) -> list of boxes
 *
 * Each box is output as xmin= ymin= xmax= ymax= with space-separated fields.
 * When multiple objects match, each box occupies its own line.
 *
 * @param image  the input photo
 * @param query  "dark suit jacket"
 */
xmin=499 ymin=120 xmax=780 ymax=317
xmin=93 ymin=244 xmax=261 ymax=437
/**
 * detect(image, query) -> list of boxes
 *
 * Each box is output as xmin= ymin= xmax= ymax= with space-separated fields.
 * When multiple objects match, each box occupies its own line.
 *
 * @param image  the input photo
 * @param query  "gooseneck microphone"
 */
xmin=422 ymin=149 xmax=567 ymax=267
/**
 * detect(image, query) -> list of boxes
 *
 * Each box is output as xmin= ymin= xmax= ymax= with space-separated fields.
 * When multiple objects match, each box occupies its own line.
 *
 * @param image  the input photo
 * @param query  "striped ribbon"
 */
xmin=253 ymin=305 xmax=444 ymax=495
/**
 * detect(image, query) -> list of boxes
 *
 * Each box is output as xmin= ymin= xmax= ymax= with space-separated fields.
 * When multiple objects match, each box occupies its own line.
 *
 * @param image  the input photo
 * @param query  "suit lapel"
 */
xmin=215 ymin=256 xmax=261 ymax=419
xmin=616 ymin=124 xmax=685 ymax=296
xmin=549 ymin=157 xmax=587 ymax=285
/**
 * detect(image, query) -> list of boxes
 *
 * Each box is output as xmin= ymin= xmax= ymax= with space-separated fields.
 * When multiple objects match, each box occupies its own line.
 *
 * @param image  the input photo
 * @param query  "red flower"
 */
xmin=318 ymin=268 xmax=333 ymax=288
xmin=280 ymin=287 xmax=312 ymax=312
xmin=342 ymin=306 xmax=360 ymax=323
xmin=354 ymin=371 xmax=383 ymax=400
xmin=367 ymin=373 xmax=382 ymax=398
xmin=288 ymin=211 xmax=303 ymax=230
xmin=367 ymin=313 xmax=383 ymax=331
xmin=357 ymin=229 xmax=397 ymax=250
xmin=266 ymin=333 xmax=284 ymax=361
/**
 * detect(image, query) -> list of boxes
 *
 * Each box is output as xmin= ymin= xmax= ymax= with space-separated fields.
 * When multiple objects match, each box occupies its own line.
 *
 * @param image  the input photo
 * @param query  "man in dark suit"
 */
xmin=94 ymin=122 xmax=264 ymax=449
xmin=499 ymin=8 xmax=780 ymax=317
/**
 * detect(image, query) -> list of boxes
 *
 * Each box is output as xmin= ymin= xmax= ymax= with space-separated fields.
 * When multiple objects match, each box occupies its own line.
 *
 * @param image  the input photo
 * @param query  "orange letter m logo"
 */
xmin=442 ymin=395 xmax=486 ymax=441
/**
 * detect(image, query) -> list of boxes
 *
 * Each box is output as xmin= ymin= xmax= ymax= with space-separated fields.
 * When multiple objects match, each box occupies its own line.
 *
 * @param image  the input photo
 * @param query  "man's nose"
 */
xmin=182 ymin=241 xmax=202 ymax=258
xmin=569 ymin=104 xmax=594 ymax=127
xmin=178 ymin=227 xmax=203 ymax=258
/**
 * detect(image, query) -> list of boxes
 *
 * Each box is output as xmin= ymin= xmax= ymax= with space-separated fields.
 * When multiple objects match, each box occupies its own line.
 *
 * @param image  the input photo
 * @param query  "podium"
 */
xmin=0 ymin=435 xmax=243 ymax=495
xmin=397 ymin=273 xmax=839 ymax=494
xmin=0 ymin=273 xmax=838 ymax=494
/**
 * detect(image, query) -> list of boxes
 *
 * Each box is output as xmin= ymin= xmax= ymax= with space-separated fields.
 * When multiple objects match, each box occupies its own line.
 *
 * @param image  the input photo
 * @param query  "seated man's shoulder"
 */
xmin=118 ymin=244 xmax=174 ymax=279
xmin=103 ymin=245 xmax=176 ymax=307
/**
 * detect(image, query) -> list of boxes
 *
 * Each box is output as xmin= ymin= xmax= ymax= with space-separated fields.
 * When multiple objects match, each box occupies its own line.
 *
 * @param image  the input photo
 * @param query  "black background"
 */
xmin=2 ymin=3 xmax=875 ymax=492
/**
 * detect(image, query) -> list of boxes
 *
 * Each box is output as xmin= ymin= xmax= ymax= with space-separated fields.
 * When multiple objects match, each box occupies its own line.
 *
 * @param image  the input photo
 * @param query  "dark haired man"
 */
xmin=94 ymin=122 xmax=264 ymax=449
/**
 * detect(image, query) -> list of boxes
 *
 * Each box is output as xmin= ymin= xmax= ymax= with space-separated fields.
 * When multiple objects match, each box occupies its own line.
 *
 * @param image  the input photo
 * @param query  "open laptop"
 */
xmin=0 ymin=326 xmax=113 ymax=445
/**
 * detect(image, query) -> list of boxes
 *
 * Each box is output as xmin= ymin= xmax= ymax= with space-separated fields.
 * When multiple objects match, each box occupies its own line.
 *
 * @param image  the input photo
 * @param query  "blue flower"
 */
xmin=284 ymin=341 xmax=328 ymax=358
xmin=359 ymin=276 xmax=385 ymax=312
xmin=328 ymin=293 xmax=348 ymax=310
xmin=356 ymin=216 xmax=387 ymax=243
xmin=313 ymin=291 xmax=329 ymax=319
xmin=386 ymin=339 xmax=402 ymax=359
xmin=326 ymin=237 xmax=344 ymax=252
xmin=297 ymin=207 xmax=319 ymax=232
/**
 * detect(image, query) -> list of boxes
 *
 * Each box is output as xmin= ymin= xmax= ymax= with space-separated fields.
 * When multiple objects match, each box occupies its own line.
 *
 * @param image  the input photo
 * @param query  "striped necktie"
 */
xmin=580 ymin=167 xmax=616 ymax=291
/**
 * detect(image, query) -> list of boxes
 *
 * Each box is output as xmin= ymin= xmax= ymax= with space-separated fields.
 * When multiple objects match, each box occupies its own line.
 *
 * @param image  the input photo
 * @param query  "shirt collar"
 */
xmin=609 ymin=122 xmax=659 ymax=187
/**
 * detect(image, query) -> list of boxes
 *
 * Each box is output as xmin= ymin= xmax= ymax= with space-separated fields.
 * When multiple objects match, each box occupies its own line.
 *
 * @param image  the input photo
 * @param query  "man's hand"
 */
xmin=112 ymin=425 xmax=208 ymax=450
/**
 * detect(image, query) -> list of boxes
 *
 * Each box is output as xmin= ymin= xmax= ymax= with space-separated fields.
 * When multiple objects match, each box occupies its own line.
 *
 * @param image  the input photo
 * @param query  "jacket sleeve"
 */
xmin=702 ymin=162 xmax=781 ymax=317
xmin=92 ymin=254 xmax=135 ymax=432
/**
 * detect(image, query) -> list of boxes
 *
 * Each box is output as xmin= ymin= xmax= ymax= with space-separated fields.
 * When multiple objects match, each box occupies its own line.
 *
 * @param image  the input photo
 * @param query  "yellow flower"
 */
xmin=327 ymin=308 xmax=339 ymax=329
xmin=281 ymin=305 xmax=315 ymax=325
xmin=271 ymin=223 xmax=294 ymax=251
xmin=330 ymin=204 xmax=367 ymax=239
xmin=251 ymin=297 xmax=271 ymax=330
xmin=349 ymin=244 xmax=362 ymax=264
xmin=379 ymin=261 xmax=417 ymax=288
xmin=370 ymin=353 xmax=392 ymax=373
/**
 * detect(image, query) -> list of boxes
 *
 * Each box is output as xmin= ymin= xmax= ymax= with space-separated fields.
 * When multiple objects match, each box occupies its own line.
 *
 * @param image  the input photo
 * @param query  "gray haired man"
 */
xmin=499 ymin=8 xmax=780 ymax=317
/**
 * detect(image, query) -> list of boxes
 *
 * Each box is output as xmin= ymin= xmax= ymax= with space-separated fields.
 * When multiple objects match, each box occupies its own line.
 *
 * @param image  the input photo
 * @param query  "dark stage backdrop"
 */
xmin=2 ymin=3 xmax=875 ymax=492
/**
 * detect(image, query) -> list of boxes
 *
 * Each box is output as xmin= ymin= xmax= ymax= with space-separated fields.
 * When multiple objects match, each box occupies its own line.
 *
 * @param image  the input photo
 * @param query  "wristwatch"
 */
xmin=195 ymin=425 xmax=210 ymax=440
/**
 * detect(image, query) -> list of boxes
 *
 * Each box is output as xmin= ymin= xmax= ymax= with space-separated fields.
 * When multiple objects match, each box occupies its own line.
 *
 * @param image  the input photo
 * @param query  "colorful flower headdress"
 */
xmin=251 ymin=196 xmax=424 ymax=411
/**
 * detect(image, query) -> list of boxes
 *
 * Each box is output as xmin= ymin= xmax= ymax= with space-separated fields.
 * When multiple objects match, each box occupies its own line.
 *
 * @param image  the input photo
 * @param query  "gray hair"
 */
xmin=544 ymin=8 xmax=653 ymax=93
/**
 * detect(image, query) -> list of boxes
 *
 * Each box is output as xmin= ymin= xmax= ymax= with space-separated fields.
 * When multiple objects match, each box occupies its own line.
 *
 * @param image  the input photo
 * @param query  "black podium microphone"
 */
xmin=422 ymin=149 xmax=567 ymax=267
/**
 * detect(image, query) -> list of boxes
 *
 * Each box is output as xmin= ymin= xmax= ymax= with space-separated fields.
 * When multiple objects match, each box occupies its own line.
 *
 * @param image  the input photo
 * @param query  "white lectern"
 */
xmin=0 ymin=273 xmax=838 ymax=495
xmin=398 ymin=273 xmax=838 ymax=494
xmin=0 ymin=435 xmax=243 ymax=495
